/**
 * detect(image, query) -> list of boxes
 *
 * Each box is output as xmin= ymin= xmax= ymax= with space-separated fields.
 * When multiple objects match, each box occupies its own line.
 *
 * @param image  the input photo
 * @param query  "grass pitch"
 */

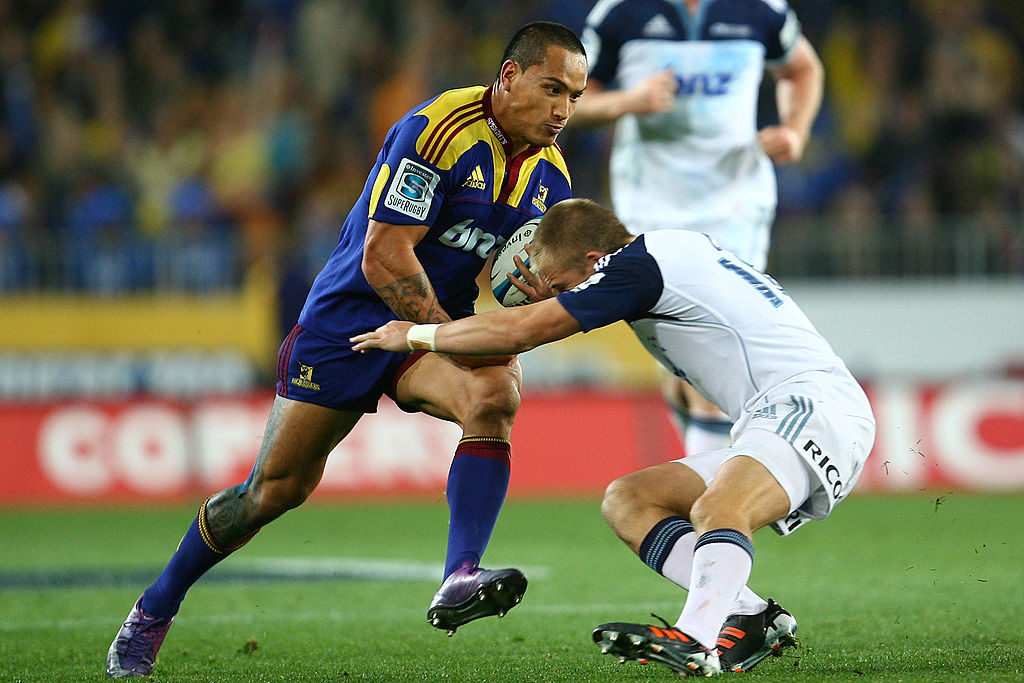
xmin=1 ymin=493 xmax=1022 ymax=682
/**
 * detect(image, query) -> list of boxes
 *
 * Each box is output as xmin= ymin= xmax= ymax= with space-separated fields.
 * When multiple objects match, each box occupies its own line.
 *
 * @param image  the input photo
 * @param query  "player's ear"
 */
xmin=498 ymin=60 xmax=518 ymax=91
xmin=583 ymin=250 xmax=604 ymax=267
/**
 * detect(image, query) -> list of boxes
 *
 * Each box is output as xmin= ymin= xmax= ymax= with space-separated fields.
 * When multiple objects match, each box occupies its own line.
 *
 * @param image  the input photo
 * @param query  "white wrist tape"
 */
xmin=407 ymin=324 xmax=439 ymax=351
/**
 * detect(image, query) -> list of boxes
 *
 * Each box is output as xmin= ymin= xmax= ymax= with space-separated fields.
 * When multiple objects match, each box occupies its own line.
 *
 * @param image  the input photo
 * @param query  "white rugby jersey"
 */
xmin=556 ymin=230 xmax=864 ymax=421
xmin=582 ymin=0 xmax=802 ymax=233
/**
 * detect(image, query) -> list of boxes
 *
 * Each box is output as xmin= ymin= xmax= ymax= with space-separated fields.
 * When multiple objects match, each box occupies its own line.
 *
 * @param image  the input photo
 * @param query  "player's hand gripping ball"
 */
xmin=490 ymin=217 xmax=538 ymax=307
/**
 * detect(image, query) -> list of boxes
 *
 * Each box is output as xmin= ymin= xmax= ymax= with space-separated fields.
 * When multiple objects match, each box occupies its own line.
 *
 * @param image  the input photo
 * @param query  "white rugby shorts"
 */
xmin=677 ymin=377 xmax=876 ymax=536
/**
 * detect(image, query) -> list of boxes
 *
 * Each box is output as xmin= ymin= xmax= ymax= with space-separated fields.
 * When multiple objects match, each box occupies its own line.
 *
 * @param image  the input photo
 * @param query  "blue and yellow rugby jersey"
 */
xmin=298 ymin=85 xmax=571 ymax=343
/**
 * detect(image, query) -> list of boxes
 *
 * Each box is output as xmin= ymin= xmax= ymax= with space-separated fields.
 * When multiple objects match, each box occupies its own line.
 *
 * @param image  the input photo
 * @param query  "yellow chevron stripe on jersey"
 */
xmin=415 ymin=87 xmax=487 ymax=168
xmin=505 ymin=146 xmax=571 ymax=208
xmin=368 ymin=163 xmax=392 ymax=218
xmin=414 ymin=86 xmax=571 ymax=207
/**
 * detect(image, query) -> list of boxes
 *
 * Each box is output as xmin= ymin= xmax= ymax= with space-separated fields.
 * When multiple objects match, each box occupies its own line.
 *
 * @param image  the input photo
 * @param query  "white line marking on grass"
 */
xmin=0 ymin=601 xmax=674 ymax=633
xmin=0 ymin=557 xmax=549 ymax=589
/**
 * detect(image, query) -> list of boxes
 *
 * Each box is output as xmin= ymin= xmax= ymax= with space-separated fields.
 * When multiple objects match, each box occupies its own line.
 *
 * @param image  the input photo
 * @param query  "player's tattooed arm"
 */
xmin=373 ymin=272 xmax=451 ymax=324
xmin=363 ymin=220 xmax=453 ymax=324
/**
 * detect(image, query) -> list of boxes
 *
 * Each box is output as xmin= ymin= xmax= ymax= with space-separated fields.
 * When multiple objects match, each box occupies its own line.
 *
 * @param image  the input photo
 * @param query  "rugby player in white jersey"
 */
xmin=572 ymin=0 xmax=825 ymax=458
xmin=352 ymin=198 xmax=875 ymax=677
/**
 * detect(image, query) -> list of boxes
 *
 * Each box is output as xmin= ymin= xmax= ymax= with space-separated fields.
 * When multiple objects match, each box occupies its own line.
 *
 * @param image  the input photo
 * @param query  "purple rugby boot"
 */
xmin=106 ymin=598 xmax=173 ymax=678
xmin=427 ymin=563 xmax=527 ymax=635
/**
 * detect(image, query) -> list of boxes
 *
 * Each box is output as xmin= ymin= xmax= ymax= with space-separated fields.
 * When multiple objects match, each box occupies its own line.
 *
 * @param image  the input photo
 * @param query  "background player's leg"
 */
xmin=679 ymin=381 xmax=733 ymax=455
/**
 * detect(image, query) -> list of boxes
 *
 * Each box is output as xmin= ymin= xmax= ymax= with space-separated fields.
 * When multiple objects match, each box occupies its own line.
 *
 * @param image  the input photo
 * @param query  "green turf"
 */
xmin=1 ymin=494 xmax=1022 ymax=681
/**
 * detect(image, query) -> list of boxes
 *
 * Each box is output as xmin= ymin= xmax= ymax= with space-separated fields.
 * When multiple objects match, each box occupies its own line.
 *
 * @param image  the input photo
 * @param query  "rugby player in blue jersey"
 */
xmin=353 ymin=198 xmax=875 ymax=677
xmin=106 ymin=22 xmax=587 ymax=678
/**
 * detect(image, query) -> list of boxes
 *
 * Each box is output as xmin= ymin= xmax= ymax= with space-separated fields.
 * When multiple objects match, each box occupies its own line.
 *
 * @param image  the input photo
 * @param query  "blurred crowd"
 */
xmin=1 ymin=0 xmax=1023 ymax=307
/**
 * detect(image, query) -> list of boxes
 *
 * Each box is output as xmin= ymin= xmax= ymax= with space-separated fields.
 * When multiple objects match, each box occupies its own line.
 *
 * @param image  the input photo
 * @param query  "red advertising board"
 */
xmin=1 ymin=380 xmax=1022 ymax=505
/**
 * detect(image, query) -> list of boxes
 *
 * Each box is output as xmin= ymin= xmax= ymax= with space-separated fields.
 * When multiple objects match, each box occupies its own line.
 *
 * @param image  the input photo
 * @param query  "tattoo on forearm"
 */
xmin=375 ymin=271 xmax=450 ymax=323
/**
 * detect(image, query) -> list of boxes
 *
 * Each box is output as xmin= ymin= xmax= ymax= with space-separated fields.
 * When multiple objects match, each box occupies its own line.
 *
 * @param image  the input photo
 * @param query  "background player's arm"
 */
xmin=351 ymin=298 xmax=582 ymax=356
xmin=570 ymin=70 xmax=678 ymax=126
xmin=759 ymin=36 xmax=824 ymax=164
xmin=362 ymin=219 xmax=452 ymax=324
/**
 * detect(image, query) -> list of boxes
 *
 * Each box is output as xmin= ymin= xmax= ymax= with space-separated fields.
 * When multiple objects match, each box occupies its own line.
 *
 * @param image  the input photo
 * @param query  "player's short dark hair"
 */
xmin=501 ymin=21 xmax=586 ymax=73
xmin=533 ymin=198 xmax=632 ymax=270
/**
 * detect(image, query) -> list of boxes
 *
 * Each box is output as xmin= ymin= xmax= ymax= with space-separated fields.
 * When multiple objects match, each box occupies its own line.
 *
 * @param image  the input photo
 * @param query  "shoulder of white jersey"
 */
xmin=640 ymin=230 xmax=722 ymax=264
xmin=412 ymin=86 xmax=490 ymax=170
xmin=585 ymin=0 xmax=633 ymax=28
xmin=753 ymin=0 xmax=790 ymax=14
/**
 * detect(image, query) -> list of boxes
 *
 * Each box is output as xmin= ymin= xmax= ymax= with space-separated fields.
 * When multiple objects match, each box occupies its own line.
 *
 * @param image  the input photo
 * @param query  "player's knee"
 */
xmin=689 ymin=488 xmax=742 ymax=533
xmin=462 ymin=377 xmax=520 ymax=427
xmin=601 ymin=473 xmax=642 ymax=520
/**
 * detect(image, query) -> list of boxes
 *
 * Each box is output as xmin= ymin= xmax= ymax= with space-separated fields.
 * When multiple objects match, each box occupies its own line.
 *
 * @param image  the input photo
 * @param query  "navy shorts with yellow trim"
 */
xmin=275 ymin=324 xmax=424 ymax=413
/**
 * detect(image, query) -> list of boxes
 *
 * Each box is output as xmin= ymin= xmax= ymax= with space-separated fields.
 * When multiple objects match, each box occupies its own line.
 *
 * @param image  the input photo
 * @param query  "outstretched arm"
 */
xmin=351 ymin=298 xmax=582 ymax=356
xmin=758 ymin=36 xmax=824 ymax=164
xmin=570 ymin=71 xmax=678 ymax=127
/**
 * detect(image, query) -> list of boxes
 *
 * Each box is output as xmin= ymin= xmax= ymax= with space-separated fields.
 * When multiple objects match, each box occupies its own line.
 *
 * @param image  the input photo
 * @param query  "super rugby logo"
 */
xmin=439 ymin=219 xmax=503 ymax=258
xmin=384 ymin=158 xmax=439 ymax=221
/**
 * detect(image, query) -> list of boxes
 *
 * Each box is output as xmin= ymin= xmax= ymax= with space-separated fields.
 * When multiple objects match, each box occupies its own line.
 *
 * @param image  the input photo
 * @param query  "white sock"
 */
xmin=684 ymin=415 xmax=733 ymax=455
xmin=658 ymin=531 xmax=696 ymax=587
xmin=675 ymin=529 xmax=754 ymax=650
xmin=642 ymin=521 xmax=767 ymax=617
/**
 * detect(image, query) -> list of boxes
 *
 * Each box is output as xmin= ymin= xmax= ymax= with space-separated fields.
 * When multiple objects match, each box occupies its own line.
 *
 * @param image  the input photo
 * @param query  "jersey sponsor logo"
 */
xmin=531 ymin=184 xmax=548 ymax=212
xmin=290 ymin=363 xmax=321 ymax=391
xmin=803 ymin=438 xmax=844 ymax=500
xmin=781 ymin=509 xmax=806 ymax=533
xmin=438 ymin=219 xmax=502 ymax=258
xmin=383 ymin=158 xmax=439 ymax=221
xmin=709 ymin=22 xmax=753 ymax=38
xmin=462 ymin=165 xmax=487 ymax=190
xmin=675 ymin=72 xmax=734 ymax=96
xmin=642 ymin=13 xmax=675 ymax=38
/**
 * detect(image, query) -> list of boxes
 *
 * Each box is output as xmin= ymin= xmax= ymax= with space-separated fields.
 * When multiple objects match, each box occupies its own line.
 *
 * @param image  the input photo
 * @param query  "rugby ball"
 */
xmin=489 ymin=217 xmax=539 ymax=307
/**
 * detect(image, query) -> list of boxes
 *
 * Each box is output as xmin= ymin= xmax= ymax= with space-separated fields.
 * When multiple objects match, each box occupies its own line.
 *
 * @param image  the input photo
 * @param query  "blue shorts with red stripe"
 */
xmin=275 ymin=324 xmax=425 ymax=413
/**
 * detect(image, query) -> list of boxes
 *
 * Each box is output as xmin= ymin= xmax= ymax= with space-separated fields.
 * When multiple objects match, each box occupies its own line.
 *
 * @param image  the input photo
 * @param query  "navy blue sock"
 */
xmin=638 ymin=516 xmax=695 ymax=575
xmin=443 ymin=438 xmax=511 ymax=579
xmin=140 ymin=498 xmax=257 ymax=618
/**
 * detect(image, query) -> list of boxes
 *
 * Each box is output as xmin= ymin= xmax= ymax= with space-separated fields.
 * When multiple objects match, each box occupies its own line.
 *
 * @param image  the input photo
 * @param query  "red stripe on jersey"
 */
xmin=423 ymin=103 xmax=484 ymax=165
xmin=426 ymin=113 xmax=486 ymax=167
xmin=422 ymin=100 xmax=481 ymax=158
xmin=497 ymin=147 xmax=540 ymax=205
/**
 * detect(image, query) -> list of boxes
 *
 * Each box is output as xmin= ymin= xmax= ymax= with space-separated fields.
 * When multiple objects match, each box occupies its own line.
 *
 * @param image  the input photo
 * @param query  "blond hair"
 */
xmin=532 ymin=198 xmax=632 ymax=272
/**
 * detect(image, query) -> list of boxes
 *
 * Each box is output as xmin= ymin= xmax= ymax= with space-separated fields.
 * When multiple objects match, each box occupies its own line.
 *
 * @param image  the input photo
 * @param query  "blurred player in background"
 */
xmin=572 ymin=0 xmax=824 ymax=456
xmin=106 ymin=22 xmax=587 ymax=678
xmin=352 ymin=197 xmax=875 ymax=677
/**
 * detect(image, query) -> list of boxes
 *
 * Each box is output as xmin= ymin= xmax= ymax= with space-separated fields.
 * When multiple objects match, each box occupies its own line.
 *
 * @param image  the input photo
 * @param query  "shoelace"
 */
xmin=120 ymin=613 xmax=171 ymax=666
xmin=650 ymin=612 xmax=674 ymax=630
